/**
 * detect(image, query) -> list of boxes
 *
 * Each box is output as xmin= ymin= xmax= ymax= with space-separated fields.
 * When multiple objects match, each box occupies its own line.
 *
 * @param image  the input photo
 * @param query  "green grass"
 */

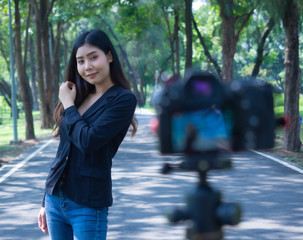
xmin=285 ymin=157 xmax=300 ymax=163
xmin=273 ymin=93 xmax=303 ymax=117
xmin=273 ymin=94 xmax=303 ymax=141
xmin=0 ymin=110 xmax=52 ymax=146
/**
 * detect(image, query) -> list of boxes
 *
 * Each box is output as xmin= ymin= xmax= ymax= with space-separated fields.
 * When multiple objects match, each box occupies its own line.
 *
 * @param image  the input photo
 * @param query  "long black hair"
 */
xmin=53 ymin=29 xmax=137 ymax=137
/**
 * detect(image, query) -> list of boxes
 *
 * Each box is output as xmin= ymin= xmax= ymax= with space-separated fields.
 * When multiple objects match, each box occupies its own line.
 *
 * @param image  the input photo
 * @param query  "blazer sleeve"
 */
xmin=63 ymin=92 xmax=136 ymax=154
xmin=42 ymin=192 xmax=46 ymax=207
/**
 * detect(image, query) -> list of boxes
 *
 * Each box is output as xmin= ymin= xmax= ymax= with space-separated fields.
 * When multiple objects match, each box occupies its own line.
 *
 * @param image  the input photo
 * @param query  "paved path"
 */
xmin=0 ymin=110 xmax=303 ymax=240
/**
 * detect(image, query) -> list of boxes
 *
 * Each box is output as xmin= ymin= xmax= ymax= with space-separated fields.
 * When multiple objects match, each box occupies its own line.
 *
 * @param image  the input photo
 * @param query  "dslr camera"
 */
xmin=153 ymin=70 xmax=276 ymax=240
xmin=155 ymin=70 xmax=275 ymax=155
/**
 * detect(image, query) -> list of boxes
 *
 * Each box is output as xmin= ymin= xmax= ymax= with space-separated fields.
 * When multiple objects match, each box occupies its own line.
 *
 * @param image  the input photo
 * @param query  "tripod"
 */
xmin=163 ymin=153 xmax=241 ymax=240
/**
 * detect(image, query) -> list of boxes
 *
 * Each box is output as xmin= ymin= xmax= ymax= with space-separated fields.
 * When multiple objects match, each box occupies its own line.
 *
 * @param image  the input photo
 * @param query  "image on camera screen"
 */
xmin=171 ymin=106 xmax=232 ymax=153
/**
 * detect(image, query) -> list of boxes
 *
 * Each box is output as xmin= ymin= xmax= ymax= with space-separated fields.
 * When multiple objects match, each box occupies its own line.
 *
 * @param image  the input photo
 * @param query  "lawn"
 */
xmin=0 ymin=110 xmax=52 ymax=146
xmin=273 ymin=93 xmax=303 ymax=139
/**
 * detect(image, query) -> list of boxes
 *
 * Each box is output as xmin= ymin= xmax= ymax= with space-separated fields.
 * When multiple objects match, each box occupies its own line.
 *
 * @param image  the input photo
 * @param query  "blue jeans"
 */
xmin=45 ymin=185 xmax=108 ymax=240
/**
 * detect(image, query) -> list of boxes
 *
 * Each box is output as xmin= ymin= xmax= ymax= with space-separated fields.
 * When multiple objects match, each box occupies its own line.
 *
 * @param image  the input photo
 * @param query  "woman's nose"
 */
xmin=85 ymin=61 xmax=92 ymax=70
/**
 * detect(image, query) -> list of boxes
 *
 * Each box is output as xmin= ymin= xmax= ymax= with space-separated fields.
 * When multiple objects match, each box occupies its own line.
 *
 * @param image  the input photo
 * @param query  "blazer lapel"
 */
xmin=82 ymin=85 xmax=123 ymax=119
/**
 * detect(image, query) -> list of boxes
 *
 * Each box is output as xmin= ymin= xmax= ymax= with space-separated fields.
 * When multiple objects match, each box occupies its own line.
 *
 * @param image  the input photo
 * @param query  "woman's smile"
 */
xmin=86 ymin=72 xmax=98 ymax=78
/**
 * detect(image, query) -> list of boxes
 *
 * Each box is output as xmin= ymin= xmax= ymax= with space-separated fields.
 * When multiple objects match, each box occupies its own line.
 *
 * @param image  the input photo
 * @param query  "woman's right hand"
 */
xmin=38 ymin=207 xmax=48 ymax=234
xmin=59 ymin=81 xmax=76 ymax=109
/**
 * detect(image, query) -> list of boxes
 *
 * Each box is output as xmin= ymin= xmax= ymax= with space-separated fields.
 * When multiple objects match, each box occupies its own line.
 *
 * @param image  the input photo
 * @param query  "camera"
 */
xmin=152 ymin=70 xmax=276 ymax=240
xmin=154 ymin=70 xmax=275 ymax=154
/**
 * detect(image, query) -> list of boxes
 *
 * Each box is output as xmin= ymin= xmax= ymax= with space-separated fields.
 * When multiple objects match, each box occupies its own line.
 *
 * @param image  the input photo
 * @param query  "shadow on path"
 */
xmin=0 ymin=139 xmax=57 ymax=240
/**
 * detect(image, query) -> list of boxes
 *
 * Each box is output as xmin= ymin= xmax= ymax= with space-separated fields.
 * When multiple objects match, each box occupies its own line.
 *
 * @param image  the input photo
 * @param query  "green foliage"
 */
xmin=2 ymin=0 xmax=301 ymax=92
xmin=285 ymin=157 xmax=300 ymax=163
xmin=274 ymin=93 xmax=284 ymax=107
xmin=116 ymin=1 xmax=152 ymax=39
xmin=0 ymin=96 xmax=9 ymax=111
xmin=192 ymin=4 xmax=222 ymax=70
xmin=0 ymin=1 xmax=11 ymax=80
xmin=0 ymin=0 xmax=303 ymax=143
xmin=273 ymin=93 xmax=303 ymax=117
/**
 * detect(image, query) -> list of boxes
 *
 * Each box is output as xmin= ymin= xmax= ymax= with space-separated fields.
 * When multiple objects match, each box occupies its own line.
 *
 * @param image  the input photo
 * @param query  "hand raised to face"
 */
xmin=59 ymin=81 xmax=76 ymax=109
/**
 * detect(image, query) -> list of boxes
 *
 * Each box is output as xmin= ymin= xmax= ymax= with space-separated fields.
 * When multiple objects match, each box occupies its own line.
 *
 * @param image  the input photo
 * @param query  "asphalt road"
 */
xmin=0 ymin=110 xmax=303 ymax=240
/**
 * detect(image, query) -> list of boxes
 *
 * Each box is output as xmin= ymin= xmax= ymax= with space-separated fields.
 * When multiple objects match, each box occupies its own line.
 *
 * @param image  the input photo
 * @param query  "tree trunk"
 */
xmin=173 ymin=8 xmax=180 ymax=76
xmin=184 ymin=0 xmax=192 ymax=71
xmin=282 ymin=0 xmax=301 ymax=151
xmin=40 ymin=0 xmax=53 ymax=127
xmin=31 ymin=0 xmax=53 ymax=128
xmin=31 ymin=0 xmax=47 ymax=128
xmin=251 ymin=18 xmax=275 ymax=78
xmin=14 ymin=0 xmax=35 ymax=140
xmin=218 ymin=0 xmax=254 ymax=82
xmin=52 ymin=20 xmax=64 ymax=108
xmin=219 ymin=0 xmax=236 ymax=83
xmin=29 ymin=36 xmax=39 ymax=111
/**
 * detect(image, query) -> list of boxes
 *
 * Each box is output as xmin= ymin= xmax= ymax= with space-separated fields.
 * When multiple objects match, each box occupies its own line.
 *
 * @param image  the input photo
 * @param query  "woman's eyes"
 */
xmin=77 ymin=56 xmax=98 ymax=64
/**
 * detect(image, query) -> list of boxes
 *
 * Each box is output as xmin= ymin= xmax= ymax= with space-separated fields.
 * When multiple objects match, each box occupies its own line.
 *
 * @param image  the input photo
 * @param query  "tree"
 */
xmin=192 ymin=13 xmax=222 ymax=79
xmin=1 ymin=0 xmax=302 ymax=146
xmin=31 ymin=0 xmax=55 ymax=129
xmin=216 ymin=0 xmax=255 ymax=82
xmin=14 ymin=0 xmax=35 ymax=139
xmin=0 ymin=7 xmax=12 ymax=110
xmin=148 ymin=0 xmax=184 ymax=79
xmin=251 ymin=17 xmax=275 ymax=78
xmin=51 ymin=20 xmax=64 ymax=108
xmin=282 ymin=0 xmax=301 ymax=151
xmin=259 ymin=0 xmax=301 ymax=151
xmin=161 ymin=2 xmax=181 ymax=76
xmin=99 ymin=0 xmax=172 ymax=104
xmin=29 ymin=36 xmax=39 ymax=111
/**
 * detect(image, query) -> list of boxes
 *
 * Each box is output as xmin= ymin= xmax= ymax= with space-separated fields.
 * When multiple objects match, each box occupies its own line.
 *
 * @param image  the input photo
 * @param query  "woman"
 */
xmin=38 ymin=29 xmax=137 ymax=239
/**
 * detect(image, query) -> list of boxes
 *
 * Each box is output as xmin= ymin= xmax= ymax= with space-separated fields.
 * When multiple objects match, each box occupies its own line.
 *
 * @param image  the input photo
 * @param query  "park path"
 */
xmin=0 ymin=109 xmax=303 ymax=240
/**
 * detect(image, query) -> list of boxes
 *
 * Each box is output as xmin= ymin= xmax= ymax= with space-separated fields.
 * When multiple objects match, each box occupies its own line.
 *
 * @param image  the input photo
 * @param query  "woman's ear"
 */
xmin=107 ymin=51 xmax=113 ymax=62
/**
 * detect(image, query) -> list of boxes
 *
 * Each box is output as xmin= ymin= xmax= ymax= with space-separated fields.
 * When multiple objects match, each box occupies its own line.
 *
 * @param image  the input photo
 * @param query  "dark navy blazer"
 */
xmin=43 ymin=85 xmax=137 ymax=208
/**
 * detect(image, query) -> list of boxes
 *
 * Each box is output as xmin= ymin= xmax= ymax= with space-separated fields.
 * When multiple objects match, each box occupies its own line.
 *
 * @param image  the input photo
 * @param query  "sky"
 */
xmin=193 ymin=0 xmax=206 ymax=10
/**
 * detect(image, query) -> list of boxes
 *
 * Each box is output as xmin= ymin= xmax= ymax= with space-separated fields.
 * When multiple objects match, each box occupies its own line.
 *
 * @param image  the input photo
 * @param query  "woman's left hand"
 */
xmin=59 ymin=81 xmax=76 ymax=109
xmin=38 ymin=207 xmax=48 ymax=234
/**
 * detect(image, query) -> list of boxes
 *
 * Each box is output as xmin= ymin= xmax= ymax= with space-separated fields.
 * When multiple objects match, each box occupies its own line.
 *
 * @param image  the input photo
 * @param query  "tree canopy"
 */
xmin=0 ymin=0 xmax=302 ymax=151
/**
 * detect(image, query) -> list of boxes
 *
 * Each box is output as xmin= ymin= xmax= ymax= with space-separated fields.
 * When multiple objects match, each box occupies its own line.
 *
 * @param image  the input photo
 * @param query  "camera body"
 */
xmin=155 ymin=70 xmax=275 ymax=154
